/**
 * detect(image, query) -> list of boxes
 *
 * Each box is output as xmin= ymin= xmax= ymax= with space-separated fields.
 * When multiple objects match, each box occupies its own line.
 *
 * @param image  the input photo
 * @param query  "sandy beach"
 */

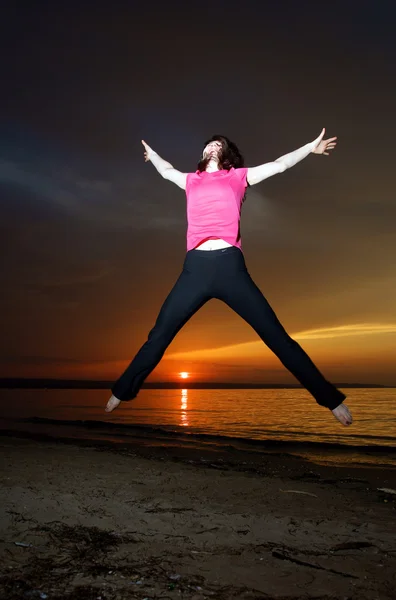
xmin=1 ymin=433 xmax=396 ymax=599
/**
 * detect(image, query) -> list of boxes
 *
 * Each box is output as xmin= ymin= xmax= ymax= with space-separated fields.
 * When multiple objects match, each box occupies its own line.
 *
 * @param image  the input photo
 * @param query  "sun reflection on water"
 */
xmin=180 ymin=388 xmax=189 ymax=427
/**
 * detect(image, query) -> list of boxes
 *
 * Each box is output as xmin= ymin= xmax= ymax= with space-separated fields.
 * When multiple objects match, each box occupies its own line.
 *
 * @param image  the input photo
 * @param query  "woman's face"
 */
xmin=203 ymin=140 xmax=222 ymax=160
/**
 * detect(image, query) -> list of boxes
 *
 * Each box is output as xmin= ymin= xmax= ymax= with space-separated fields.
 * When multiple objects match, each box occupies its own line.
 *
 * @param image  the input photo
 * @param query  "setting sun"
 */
xmin=179 ymin=372 xmax=189 ymax=379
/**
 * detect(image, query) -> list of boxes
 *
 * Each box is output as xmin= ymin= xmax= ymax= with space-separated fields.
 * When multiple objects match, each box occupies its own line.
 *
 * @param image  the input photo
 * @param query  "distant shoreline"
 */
xmin=0 ymin=378 xmax=393 ymax=389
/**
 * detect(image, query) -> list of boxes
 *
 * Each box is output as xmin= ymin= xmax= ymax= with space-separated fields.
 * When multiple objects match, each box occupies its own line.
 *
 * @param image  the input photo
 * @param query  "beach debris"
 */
xmin=377 ymin=487 xmax=396 ymax=495
xmin=196 ymin=526 xmax=219 ymax=534
xmin=14 ymin=541 xmax=33 ymax=548
xmin=272 ymin=548 xmax=358 ymax=578
xmin=331 ymin=541 xmax=374 ymax=551
xmin=23 ymin=591 xmax=48 ymax=599
xmin=279 ymin=489 xmax=318 ymax=497
xmin=36 ymin=522 xmax=121 ymax=559
xmin=169 ymin=573 xmax=181 ymax=580
xmin=145 ymin=505 xmax=193 ymax=513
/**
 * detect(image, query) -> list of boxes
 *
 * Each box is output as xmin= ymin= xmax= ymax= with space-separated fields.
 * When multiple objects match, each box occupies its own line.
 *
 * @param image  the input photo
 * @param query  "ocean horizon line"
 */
xmin=0 ymin=378 xmax=394 ymax=390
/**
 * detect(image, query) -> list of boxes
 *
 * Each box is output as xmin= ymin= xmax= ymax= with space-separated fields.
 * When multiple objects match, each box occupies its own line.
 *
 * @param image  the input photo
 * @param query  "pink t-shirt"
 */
xmin=185 ymin=167 xmax=248 ymax=251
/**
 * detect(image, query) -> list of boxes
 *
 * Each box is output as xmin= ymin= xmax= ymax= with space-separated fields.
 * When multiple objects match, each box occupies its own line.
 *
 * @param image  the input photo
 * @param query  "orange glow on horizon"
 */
xmin=3 ymin=322 xmax=395 ymax=386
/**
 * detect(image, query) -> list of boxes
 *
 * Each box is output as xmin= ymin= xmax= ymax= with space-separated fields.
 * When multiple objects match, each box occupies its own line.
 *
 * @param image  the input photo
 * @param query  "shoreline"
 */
xmin=1 ymin=435 xmax=396 ymax=599
xmin=1 ymin=416 xmax=396 ymax=470
xmin=2 ymin=425 xmax=396 ymax=481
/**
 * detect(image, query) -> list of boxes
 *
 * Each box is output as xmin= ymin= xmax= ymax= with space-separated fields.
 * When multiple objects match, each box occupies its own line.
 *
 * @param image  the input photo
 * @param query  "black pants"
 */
xmin=112 ymin=247 xmax=345 ymax=410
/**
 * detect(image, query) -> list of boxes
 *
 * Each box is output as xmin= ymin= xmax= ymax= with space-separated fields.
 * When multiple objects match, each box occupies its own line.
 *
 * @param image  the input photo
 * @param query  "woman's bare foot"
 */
xmin=331 ymin=403 xmax=353 ymax=426
xmin=105 ymin=394 xmax=121 ymax=413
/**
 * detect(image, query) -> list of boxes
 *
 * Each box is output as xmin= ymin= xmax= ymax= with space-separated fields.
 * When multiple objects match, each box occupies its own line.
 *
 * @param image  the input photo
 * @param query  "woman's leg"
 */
xmin=111 ymin=268 xmax=210 ymax=402
xmin=217 ymin=268 xmax=346 ymax=411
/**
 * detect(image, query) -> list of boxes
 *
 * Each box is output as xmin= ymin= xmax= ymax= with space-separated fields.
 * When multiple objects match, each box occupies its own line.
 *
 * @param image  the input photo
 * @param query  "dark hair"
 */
xmin=197 ymin=134 xmax=245 ymax=172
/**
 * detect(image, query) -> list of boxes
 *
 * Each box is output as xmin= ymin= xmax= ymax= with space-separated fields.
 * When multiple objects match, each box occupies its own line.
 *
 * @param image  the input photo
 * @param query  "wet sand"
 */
xmin=1 ymin=434 xmax=396 ymax=599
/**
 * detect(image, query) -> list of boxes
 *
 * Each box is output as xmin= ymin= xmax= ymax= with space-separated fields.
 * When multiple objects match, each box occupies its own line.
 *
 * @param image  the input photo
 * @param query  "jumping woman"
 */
xmin=105 ymin=129 xmax=353 ymax=426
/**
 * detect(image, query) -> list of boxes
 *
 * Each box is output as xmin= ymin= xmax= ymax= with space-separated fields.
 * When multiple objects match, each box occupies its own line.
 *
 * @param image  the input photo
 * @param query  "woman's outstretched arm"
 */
xmin=247 ymin=128 xmax=337 ymax=186
xmin=142 ymin=140 xmax=187 ymax=190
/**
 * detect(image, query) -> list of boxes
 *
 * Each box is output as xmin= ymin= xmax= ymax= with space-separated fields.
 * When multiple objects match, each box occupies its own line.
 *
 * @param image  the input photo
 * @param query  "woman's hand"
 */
xmin=312 ymin=128 xmax=337 ymax=155
xmin=140 ymin=141 xmax=187 ymax=189
xmin=141 ymin=139 xmax=154 ymax=162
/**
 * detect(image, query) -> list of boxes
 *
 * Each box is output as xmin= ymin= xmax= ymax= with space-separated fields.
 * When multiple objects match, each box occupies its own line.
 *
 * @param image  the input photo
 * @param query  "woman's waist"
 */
xmin=184 ymin=245 xmax=245 ymax=271
xmin=187 ymin=228 xmax=242 ymax=252
xmin=194 ymin=238 xmax=233 ymax=250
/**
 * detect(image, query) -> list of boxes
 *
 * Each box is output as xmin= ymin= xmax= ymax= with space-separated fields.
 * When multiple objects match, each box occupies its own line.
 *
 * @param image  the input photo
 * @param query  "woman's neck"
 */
xmin=205 ymin=158 xmax=220 ymax=173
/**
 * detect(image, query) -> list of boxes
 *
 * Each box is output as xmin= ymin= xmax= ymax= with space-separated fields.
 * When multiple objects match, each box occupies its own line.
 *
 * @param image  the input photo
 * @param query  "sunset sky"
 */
xmin=1 ymin=1 xmax=395 ymax=386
